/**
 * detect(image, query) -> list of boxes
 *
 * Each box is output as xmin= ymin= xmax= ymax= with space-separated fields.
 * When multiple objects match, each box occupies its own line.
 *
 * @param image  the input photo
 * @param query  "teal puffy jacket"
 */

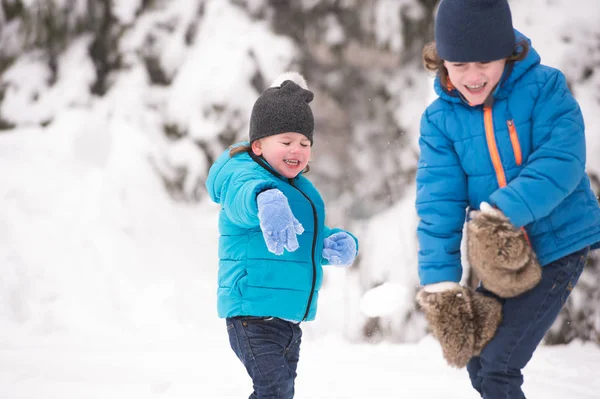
xmin=417 ymin=31 xmax=600 ymax=285
xmin=206 ymin=145 xmax=355 ymax=321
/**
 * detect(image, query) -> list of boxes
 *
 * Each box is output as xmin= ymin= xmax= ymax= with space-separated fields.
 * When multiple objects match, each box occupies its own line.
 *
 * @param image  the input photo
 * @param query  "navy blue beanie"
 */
xmin=435 ymin=0 xmax=515 ymax=62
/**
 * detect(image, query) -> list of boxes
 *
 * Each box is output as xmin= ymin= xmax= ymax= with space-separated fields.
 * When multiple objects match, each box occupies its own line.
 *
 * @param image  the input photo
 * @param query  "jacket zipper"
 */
xmin=484 ymin=107 xmax=530 ymax=243
xmin=249 ymin=151 xmax=319 ymax=320
xmin=506 ymin=120 xmax=522 ymax=166
xmin=484 ymin=106 xmax=506 ymax=187
xmin=289 ymin=178 xmax=318 ymax=321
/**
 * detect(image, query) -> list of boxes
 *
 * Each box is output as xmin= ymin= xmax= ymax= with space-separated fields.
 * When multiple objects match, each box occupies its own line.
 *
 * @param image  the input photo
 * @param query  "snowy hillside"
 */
xmin=1 ymin=0 xmax=600 ymax=397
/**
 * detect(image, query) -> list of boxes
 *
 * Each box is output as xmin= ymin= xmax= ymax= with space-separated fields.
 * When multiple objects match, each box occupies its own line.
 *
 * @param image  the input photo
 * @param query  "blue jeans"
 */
xmin=226 ymin=316 xmax=302 ymax=399
xmin=467 ymin=246 xmax=589 ymax=398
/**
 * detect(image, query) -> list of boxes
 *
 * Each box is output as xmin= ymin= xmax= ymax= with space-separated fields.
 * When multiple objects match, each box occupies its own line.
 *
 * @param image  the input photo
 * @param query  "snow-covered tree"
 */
xmin=0 ymin=0 xmax=599 ymax=345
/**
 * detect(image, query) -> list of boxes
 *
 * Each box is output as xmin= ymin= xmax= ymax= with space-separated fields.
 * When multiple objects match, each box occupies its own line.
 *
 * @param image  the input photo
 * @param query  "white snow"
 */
xmin=1 ymin=0 xmax=599 ymax=398
xmin=1 ymin=334 xmax=599 ymax=399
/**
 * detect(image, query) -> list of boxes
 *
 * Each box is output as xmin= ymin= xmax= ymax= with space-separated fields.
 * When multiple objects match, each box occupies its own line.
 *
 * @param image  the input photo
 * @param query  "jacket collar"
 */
xmin=248 ymin=150 xmax=301 ymax=182
xmin=434 ymin=30 xmax=541 ymax=106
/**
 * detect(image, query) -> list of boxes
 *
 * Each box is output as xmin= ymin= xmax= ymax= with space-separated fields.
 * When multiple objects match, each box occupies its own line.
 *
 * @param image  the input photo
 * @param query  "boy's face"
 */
xmin=444 ymin=59 xmax=507 ymax=106
xmin=251 ymin=132 xmax=311 ymax=179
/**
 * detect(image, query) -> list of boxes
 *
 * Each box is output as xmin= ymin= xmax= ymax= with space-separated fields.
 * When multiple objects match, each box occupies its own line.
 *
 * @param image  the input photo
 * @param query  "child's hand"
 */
xmin=257 ymin=189 xmax=304 ymax=255
xmin=416 ymin=283 xmax=502 ymax=368
xmin=322 ymin=232 xmax=357 ymax=266
xmin=467 ymin=201 xmax=541 ymax=298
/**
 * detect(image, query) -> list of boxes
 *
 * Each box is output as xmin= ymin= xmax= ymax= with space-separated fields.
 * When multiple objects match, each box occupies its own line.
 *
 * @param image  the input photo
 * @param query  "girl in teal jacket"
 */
xmin=206 ymin=72 xmax=357 ymax=399
xmin=415 ymin=1 xmax=600 ymax=398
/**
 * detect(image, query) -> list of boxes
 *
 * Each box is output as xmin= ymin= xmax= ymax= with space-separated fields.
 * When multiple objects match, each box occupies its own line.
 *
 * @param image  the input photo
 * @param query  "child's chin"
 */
xmin=467 ymin=97 xmax=485 ymax=106
xmin=464 ymin=92 xmax=489 ymax=106
xmin=276 ymin=168 xmax=300 ymax=178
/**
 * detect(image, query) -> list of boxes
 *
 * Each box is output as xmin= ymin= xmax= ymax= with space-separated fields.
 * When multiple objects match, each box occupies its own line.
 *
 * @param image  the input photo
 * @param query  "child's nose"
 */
xmin=465 ymin=65 xmax=478 ymax=77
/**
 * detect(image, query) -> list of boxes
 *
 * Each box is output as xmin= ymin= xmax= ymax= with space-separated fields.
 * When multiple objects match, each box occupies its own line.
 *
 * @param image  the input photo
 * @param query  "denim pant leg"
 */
xmin=284 ymin=323 xmax=302 ymax=384
xmin=227 ymin=317 xmax=302 ymax=399
xmin=467 ymin=246 xmax=589 ymax=399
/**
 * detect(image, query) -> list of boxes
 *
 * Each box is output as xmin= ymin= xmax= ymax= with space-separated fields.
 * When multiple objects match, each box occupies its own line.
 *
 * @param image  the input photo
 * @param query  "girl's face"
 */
xmin=251 ymin=132 xmax=311 ymax=178
xmin=444 ymin=59 xmax=507 ymax=106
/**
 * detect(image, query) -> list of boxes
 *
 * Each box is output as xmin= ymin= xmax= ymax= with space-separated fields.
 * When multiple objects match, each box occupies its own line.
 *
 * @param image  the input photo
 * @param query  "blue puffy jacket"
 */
xmin=206 ymin=144 xmax=355 ymax=321
xmin=416 ymin=32 xmax=600 ymax=285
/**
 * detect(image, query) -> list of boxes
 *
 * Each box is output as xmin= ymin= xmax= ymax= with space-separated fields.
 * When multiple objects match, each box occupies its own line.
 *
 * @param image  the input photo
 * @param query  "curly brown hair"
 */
xmin=422 ymin=40 xmax=530 ymax=90
xmin=229 ymin=144 xmax=251 ymax=157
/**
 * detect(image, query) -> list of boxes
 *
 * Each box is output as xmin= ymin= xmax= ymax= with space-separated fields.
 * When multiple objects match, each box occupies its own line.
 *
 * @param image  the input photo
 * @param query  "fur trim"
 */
xmin=417 ymin=286 xmax=502 ymax=368
xmin=471 ymin=291 xmax=503 ymax=356
xmin=270 ymin=71 xmax=308 ymax=89
xmin=423 ymin=281 xmax=461 ymax=293
xmin=479 ymin=201 xmax=501 ymax=217
xmin=467 ymin=207 xmax=542 ymax=298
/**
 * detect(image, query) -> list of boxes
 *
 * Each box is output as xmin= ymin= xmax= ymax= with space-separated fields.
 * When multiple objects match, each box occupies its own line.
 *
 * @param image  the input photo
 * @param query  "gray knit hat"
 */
xmin=249 ymin=72 xmax=315 ymax=144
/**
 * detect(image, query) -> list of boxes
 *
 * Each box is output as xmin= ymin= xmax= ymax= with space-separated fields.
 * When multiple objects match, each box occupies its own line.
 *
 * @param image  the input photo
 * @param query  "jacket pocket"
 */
xmin=233 ymin=269 xmax=248 ymax=297
xmin=247 ymin=261 xmax=312 ymax=291
xmin=506 ymin=120 xmax=522 ymax=166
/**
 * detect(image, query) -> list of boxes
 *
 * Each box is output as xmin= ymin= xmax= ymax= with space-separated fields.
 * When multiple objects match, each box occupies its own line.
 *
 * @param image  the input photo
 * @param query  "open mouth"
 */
xmin=465 ymin=82 xmax=486 ymax=93
xmin=284 ymin=159 xmax=300 ymax=166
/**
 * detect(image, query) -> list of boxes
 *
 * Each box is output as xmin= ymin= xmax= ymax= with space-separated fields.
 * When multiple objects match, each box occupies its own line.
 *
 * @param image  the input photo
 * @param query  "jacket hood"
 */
xmin=205 ymin=142 xmax=301 ymax=204
xmin=434 ymin=30 xmax=542 ymax=104
xmin=205 ymin=143 xmax=248 ymax=204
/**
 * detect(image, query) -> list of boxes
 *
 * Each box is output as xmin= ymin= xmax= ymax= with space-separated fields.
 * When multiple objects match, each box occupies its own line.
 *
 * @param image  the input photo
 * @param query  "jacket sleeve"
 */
xmin=221 ymin=172 xmax=276 ymax=228
xmin=488 ymin=70 xmax=586 ymax=227
xmin=320 ymin=226 xmax=359 ymax=266
xmin=416 ymin=111 xmax=468 ymax=285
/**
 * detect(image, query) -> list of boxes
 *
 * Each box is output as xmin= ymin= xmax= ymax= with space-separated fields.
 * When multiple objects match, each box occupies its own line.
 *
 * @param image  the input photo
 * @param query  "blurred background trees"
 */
xmin=1 ymin=0 xmax=599 ymax=345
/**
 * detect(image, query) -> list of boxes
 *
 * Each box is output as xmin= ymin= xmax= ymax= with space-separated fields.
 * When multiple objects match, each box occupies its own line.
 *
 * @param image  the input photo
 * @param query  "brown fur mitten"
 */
xmin=467 ymin=203 xmax=542 ymax=298
xmin=417 ymin=285 xmax=502 ymax=368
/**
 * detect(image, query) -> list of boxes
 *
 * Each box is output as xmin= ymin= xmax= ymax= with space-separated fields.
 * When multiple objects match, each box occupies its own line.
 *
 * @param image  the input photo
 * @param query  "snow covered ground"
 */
xmin=1 ymin=334 xmax=599 ymax=398
xmin=1 ymin=1 xmax=600 ymax=398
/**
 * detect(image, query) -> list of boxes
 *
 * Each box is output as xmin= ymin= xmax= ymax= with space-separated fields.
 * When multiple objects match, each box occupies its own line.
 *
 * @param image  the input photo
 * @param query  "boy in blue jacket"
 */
xmin=206 ymin=72 xmax=358 ymax=399
xmin=415 ymin=0 xmax=600 ymax=397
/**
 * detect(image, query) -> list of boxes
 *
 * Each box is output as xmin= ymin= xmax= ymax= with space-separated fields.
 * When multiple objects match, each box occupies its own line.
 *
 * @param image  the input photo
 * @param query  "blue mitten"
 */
xmin=257 ymin=189 xmax=304 ymax=255
xmin=322 ymin=232 xmax=357 ymax=266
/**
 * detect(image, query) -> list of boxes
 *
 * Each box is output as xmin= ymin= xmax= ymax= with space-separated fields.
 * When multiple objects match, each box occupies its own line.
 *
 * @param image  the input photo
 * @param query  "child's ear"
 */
xmin=251 ymin=140 xmax=262 ymax=156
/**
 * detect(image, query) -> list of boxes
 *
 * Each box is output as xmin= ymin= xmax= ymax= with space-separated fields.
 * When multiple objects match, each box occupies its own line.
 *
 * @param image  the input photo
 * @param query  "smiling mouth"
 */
xmin=284 ymin=159 xmax=300 ymax=166
xmin=465 ymin=83 xmax=486 ymax=91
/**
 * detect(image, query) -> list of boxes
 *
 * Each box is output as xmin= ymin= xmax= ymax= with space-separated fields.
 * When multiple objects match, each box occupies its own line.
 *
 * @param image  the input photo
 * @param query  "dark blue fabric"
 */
xmin=467 ymin=246 xmax=589 ymax=398
xmin=416 ymin=31 xmax=600 ymax=285
xmin=227 ymin=316 xmax=302 ymax=399
xmin=435 ymin=0 xmax=515 ymax=62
